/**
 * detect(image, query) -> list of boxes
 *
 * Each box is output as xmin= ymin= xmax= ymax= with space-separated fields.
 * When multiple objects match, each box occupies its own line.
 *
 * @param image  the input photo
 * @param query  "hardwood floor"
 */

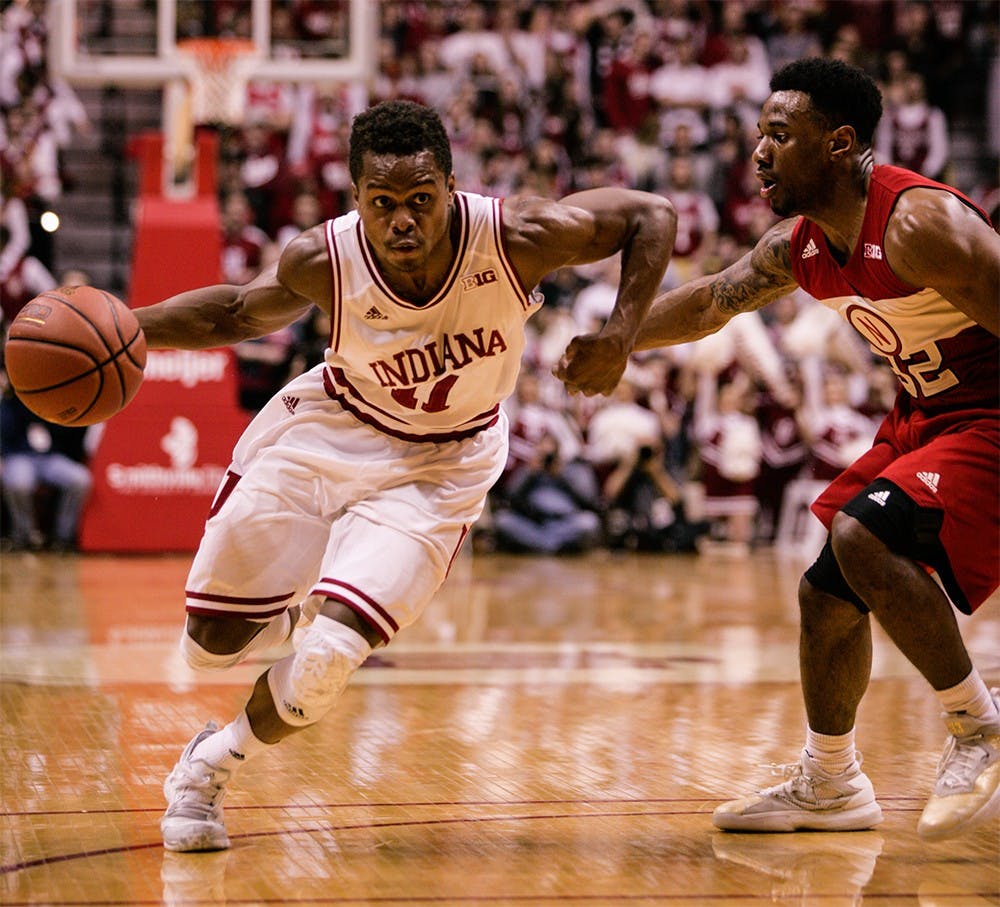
xmin=1 ymin=548 xmax=997 ymax=905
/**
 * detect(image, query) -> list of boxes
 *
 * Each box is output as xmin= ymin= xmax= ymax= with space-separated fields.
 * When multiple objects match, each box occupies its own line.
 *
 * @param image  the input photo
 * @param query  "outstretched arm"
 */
xmin=634 ymin=218 xmax=799 ymax=351
xmin=505 ymin=188 xmax=677 ymax=395
xmin=134 ymin=228 xmax=326 ymax=350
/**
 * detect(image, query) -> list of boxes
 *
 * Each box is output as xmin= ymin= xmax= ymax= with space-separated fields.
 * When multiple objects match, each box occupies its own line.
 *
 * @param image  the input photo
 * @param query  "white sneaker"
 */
xmin=918 ymin=691 xmax=1000 ymax=841
xmin=713 ymin=749 xmax=883 ymax=832
xmin=161 ymin=722 xmax=231 ymax=852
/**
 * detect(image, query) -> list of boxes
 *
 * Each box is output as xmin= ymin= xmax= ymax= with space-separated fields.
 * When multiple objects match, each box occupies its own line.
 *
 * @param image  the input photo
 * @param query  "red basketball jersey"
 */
xmin=789 ymin=165 xmax=998 ymax=414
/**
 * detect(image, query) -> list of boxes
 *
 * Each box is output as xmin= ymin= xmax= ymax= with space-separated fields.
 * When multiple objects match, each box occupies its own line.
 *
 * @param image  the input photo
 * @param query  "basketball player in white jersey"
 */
xmin=611 ymin=58 xmax=999 ymax=840
xmin=134 ymin=100 xmax=677 ymax=852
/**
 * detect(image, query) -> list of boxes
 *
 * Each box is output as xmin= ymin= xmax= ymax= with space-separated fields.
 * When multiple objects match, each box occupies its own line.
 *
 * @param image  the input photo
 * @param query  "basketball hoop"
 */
xmin=176 ymin=38 xmax=259 ymax=126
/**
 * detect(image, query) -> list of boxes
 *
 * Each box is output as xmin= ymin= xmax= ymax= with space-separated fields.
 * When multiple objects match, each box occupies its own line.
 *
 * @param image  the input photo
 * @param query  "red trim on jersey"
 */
xmin=324 ymin=219 xmax=343 ymax=353
xmin=311 ymin=577 xmax=399 ymax=643
xmin=185 ymin=590 xmax=296 ymax=605
xmin=207 ymin=469 xmax=241 ymax=519
xmin=319 ymin=596 xmax=391 ymax=644
xmin=446 ymin=524 xmax=469 ymax=577
xmin=322 ymin=366 xmax=500 ymax=443
xmin=493 ymin=197 xmax=533 ymax=309
xmin=355 ymin=194 xmax=471 ymax=309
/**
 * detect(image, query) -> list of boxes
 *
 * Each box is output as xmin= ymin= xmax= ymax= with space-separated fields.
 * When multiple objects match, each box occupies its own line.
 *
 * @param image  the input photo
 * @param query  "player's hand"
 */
xmin=553 ymin=332 xmax=630 ymax=396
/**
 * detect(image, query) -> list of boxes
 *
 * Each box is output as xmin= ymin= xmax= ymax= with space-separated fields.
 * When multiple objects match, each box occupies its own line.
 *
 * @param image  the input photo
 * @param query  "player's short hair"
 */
xmin=769 ymin=58 xmax=883 ymax=147
xmin=348 ymin=100 xmax=453 ymax=183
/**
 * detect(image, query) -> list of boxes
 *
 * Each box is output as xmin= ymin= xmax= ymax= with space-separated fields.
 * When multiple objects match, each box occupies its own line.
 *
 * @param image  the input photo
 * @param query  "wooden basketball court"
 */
xmin=1 ymin=548 xmax=997 ymax=905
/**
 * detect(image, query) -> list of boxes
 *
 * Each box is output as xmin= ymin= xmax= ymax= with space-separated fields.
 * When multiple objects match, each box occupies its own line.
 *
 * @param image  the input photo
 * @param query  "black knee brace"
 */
xmin=804 ymin=538 xmax=868 ymax=613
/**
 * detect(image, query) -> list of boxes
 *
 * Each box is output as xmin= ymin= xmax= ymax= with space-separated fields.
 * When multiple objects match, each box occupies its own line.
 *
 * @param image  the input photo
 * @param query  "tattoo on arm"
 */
xmin=710 ymin=229 xmax=795 ymax=316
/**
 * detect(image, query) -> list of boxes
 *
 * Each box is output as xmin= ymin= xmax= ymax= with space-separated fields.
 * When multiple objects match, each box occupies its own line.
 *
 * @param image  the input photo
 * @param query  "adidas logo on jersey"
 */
xmin=801 ymin=238 xmax=819 ymax=259
xmin=364 ymin=305 xmax=389 ymax=321
xmin=863 ymin=243 xmax=883 ymax=260
xmin=867 ymin=490 xmax=890 ymax=507
xmin=917 ymin=471 xmax=940 ymax=493
xmin=281 ymin=394 xmax=300 ymax=414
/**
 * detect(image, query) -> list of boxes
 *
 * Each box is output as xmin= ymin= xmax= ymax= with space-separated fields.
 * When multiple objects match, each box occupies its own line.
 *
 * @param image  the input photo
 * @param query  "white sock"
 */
xmin=936 ymin=669 xmax=999 ymax=723
xmin=192 ymin=711 xmax=273 ymax=773
xmin=805 ymin=726 xmax=857 ymax=775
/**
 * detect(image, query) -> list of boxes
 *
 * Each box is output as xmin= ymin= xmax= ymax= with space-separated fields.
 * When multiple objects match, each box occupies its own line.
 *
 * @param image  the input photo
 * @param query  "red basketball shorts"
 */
xmin=811 ymin=405 xmax=999 ymax=613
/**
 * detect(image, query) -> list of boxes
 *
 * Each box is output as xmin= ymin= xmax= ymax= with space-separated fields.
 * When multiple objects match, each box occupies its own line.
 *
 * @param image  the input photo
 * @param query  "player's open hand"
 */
xmin=553 ymin=333 xmax=630 ymax=396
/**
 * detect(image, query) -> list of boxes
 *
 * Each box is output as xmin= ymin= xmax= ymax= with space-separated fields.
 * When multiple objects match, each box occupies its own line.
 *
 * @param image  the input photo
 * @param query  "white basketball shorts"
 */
xmin=184 ymin=367 xmax=508 ymax=644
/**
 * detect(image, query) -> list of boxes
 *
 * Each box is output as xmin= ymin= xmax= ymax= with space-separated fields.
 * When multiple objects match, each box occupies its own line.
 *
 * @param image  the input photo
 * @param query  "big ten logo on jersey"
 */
xmin=461 ymin=268 xmax=498 ymax=291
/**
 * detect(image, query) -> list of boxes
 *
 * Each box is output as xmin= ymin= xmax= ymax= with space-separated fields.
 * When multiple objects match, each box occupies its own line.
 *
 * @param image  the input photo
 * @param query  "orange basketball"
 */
xmin=5 ymin=285 xmax=147 ymax=426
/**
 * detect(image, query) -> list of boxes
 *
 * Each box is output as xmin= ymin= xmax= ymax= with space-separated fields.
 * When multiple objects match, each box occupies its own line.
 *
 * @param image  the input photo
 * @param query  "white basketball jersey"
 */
xmin=321 ymin=192 xmax=542 ymax=442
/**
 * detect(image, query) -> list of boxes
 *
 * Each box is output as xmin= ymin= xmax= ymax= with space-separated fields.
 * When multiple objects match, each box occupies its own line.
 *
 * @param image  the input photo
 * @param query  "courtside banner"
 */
xmin=79 ymin=349 xmax=250 ymax=552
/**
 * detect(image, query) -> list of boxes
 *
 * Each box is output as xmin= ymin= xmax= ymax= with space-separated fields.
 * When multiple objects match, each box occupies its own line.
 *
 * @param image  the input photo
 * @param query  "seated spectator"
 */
xmin=603 ymin=439 xmax=705 ymax=553
xmin=0 ymin=383 xmax=92 ymax=552
xmin=492 ymin=434 xmax=602 ymax=556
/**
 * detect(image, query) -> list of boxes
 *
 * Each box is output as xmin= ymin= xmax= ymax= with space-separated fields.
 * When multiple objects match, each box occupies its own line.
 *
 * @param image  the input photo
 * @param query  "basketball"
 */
xmin=5 ymin=285 xmax=147 ymax=426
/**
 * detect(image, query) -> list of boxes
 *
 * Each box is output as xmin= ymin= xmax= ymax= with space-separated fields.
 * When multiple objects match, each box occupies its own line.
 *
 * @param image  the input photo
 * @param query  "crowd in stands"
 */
xmin=1 ymin=0 xmax=998 ymax=554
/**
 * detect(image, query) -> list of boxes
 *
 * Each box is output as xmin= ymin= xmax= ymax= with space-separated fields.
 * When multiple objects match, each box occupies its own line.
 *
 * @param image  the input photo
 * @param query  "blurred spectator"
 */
xmin=603 ymin=436 xmax=705 ymax=553
xmin=275 ymin=189 xmax=324 ymax=250
xmin=876 ymin=70 xmax=950 ymax=181
xmin=0 ymin=383 xmax=92 ymax=552
xmin=219 ymin=190 xmax=269 ymax=285
xmin=585 ymin=376 xmax=664 ymax=489
xmin=601 ymin=25 xmax=663 ymax=135
xmin=753 ymin=373 xmax=809 ymax=544
xmin=692 ymin=368 xmax=763 ymax=554
xmin=650 ymin=32 xmax=713 ymax=147
xmin=0 ymin=184 xmax=32 ymax=284
xmin=237 ymin=120 xmax=291 ymax=236
xmin=503 ymin=370 xmax=585 ymax=486
xmin=493 ymin=433 xmax=602 ymax=556
xmin=764 ymin=2 xmax=823 ymax=74
xmin=0 ymin=233 xmax=54 ymax=323
xmin=617 ymin=114 xmax=669 ymax=192
xmin=233 ymin=324 xmax=299 ymax=414
xmin=798 ymin=359 xmax=878 ymax=483
xmin=662 ymin=155 xmax=720 ymax=283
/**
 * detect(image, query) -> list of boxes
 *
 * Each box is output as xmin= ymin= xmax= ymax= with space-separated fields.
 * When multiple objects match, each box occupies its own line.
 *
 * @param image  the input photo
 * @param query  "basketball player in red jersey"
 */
xmin=620 ymin=58 xmax=999 ymax=840
xmin=135 ymin=100 xmax=677 ymax=852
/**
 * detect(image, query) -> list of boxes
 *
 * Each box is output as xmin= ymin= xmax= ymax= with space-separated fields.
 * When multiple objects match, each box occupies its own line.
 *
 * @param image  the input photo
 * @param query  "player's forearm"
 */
xmin=633 ymin=277 xmax=729 ymax=351
xmin=134 ymin=285 xmax=250 ymax=350
xmin=600 ymin=197 xmax=677 ymax=347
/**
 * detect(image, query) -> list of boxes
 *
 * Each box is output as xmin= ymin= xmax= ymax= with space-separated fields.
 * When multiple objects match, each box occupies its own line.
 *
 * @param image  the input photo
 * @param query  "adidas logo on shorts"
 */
xmin=916 ymin=471 xmax=940 ymax=493
xmin=867 ymin=490 xmax=890 ymax=507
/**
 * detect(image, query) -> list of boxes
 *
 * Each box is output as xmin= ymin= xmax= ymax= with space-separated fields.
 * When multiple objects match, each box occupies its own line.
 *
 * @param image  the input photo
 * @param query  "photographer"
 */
xmin=493 ymin=434 xmax=603 ymax=555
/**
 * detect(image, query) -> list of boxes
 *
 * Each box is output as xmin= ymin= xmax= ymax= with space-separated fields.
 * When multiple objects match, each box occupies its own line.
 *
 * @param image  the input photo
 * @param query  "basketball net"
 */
xmin=166 ymin=38 xmax=258 ymax=191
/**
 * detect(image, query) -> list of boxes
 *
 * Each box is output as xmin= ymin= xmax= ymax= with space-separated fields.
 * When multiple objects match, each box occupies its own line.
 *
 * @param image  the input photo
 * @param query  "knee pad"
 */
xmin=267 ymin=615 xmax=372 ymax=727
xmin=804 ymin=538 xmax=868 ymax=613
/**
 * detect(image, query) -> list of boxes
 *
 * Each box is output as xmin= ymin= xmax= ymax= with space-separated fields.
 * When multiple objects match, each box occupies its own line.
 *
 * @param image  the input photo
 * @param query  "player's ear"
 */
xmin=351 ymin=183 xmax=359 ymax=207
xmin=829 ymin=125 xmax=856 ymax=160
xmin=446 ymin=173 xmax=455 ymax=198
